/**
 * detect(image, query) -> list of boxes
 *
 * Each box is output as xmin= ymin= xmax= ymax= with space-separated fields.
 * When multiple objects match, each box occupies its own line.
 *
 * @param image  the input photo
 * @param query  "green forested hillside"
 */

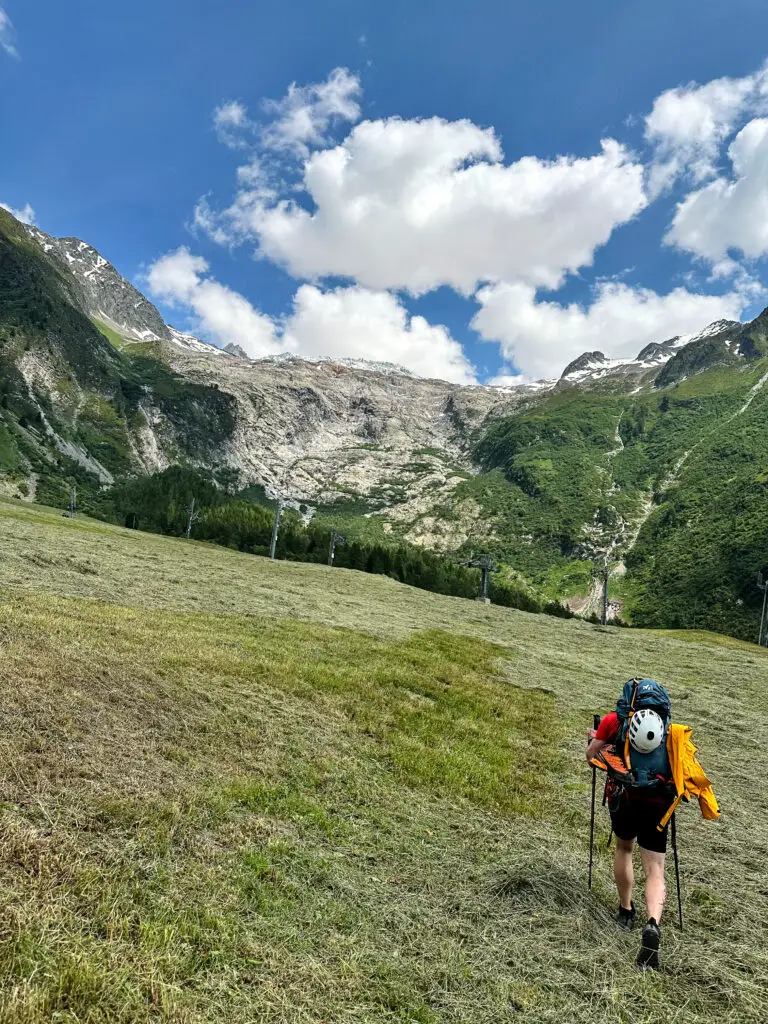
xmin=456 ymin=355 xmax=768 ymax=640
xmin=0 ymin=207 xmax=236 ymax=508
xmin=627 ymin=369 xmax=768 ymax=636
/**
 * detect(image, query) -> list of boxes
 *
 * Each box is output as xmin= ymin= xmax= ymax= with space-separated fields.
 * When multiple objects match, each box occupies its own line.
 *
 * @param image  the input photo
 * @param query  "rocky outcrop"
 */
xmin=26 ymin=227 xmax=170 ymax=340
xmin=165 ymin=346 xmax=531 ymax=539
xmin=654 ymin=321 xmax=743 ymax=388
xmin=635 ymin=337 xmax=681 ymax=363
xmin=224 ymin=342 xmax=249 ymax=359
xmin=560 ymin=351 xmax=609 ymax=379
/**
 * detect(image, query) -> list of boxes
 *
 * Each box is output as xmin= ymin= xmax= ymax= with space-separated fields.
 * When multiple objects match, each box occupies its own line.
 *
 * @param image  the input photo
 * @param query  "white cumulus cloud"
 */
xmin=145 ymin=248 xmax=475 ymax=383
xmin=0 ymin=200 xmax=35 ymax=224
xmin=146 ymin=248 xmax=283 ymax=356
xmin=284 ymin=284 xmax=476 ymax=383
xmin=187 ymin=65 xmax=768 ymax=381
xmin=666 ymin=117 xmax=768 ymax=267
xmin=245 ymin=121 xmax=647 ymax=295
xmin=472 ymin=280 xmax=748 ymax=380
xmin=0 ymin=7 xmax=18 ymax=58
xmin=645 ymin=62 xmax=768 ymax=194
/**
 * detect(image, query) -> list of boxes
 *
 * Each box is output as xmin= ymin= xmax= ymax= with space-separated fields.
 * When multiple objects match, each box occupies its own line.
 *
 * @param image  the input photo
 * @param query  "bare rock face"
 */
xmin=166 ymin=346 xmax=531 ymax=542
xmin=17 ymin=217 xmax=527 ymax=546
xmin=561 ymin=351 xmax=609 ymax=379
xmin=224 ymin=342 xmax=249 ymax=359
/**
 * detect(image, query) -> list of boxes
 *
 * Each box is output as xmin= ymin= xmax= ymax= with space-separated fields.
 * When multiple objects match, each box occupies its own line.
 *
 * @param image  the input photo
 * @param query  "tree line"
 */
xmin=97 ymin=466 xmax=573 ymax=618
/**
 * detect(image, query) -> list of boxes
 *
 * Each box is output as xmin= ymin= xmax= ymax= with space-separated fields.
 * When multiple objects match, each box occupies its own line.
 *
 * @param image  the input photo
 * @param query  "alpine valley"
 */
xmin=1 ymin=204 xmax=767 ymax=641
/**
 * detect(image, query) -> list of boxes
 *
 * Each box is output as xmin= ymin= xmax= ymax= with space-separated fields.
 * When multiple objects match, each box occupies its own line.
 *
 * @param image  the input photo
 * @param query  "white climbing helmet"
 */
xmin=628 ymin=709 xmax=665 ymax=753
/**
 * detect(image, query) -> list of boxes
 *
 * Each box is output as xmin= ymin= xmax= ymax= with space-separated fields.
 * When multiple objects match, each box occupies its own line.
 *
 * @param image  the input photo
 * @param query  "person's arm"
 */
xmin=586 ymin=712 xmax=612 ymax=763
xmin=586 ymin=737 xmax=607 ymax=764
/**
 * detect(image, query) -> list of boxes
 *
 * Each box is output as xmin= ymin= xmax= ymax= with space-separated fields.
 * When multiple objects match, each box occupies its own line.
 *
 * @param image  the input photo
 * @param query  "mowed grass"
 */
xmin=0 ymin=498 xmax=767 ymax=1022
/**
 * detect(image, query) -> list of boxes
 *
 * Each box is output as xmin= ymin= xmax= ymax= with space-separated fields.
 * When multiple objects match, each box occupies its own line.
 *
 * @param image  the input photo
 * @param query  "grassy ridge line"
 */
xmin=0 ymin=581 xmax=766 ymax=1022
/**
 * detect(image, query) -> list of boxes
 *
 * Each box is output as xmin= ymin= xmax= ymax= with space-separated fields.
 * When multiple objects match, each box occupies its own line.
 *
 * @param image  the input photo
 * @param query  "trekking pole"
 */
xmin=588 ymin=713 xmax=600 ymax=890
xmin=671 ymin=813 xmax=683 ymax=930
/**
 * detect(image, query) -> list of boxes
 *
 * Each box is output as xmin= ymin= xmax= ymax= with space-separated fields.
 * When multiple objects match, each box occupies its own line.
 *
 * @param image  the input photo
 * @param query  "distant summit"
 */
xmin=253 ymin=352 xmax=418 ymax=378
xmin=635 ymin=337 xmax=681 ymax=363
xmin=560 ymin=351 xmax=609 ymax=379
xmin=224 ymin=342 xmax=249 ymax=359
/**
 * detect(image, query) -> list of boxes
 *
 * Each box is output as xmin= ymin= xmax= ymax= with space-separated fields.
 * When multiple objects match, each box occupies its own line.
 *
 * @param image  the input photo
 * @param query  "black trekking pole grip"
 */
xmin=588 ymin=714 xmax=600 ymax=890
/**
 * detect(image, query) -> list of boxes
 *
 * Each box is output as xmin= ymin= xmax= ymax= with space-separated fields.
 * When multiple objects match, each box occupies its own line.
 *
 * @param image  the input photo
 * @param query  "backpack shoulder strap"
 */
xmin=623 ymin=677 xmax=640 ymax=769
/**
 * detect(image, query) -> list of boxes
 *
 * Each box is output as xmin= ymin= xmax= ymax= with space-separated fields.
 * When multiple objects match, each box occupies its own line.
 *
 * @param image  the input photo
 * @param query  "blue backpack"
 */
xmin=615 ymin=678 xmax=672 ymax=789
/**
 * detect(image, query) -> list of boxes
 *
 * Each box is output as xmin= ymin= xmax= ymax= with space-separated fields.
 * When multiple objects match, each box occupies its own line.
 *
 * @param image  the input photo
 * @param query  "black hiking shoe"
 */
xmin=615 ymin=902 xmax=636 ymax=931
xmin=637 ymin=917 xmax=661 ymax=970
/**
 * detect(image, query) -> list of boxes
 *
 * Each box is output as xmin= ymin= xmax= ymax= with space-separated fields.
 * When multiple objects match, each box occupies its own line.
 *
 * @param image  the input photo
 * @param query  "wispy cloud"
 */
xmin=0 ymin=201 xmax=35 ymax=224
xmin=261 ymin=67 xmax=361 ymax=156
xmin=213 ymin=100 xmax=254 ymax=149
xmin=0 ymin=7 xmax=19 ymax=59
xmin=212 ymin=68 xmax=362 ymax=161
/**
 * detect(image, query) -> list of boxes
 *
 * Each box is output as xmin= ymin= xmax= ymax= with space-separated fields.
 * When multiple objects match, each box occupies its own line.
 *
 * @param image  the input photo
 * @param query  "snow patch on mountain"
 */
xmin=251 ymin=352 xmax=419 ymax=377
xmin=168 ymin=327 xmax=225 ymax=355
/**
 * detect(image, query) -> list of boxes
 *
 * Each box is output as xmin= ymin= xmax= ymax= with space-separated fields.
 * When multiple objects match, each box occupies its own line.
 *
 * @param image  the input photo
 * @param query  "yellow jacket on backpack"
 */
xmin=658 ymin=723 xmax=720 ymax=829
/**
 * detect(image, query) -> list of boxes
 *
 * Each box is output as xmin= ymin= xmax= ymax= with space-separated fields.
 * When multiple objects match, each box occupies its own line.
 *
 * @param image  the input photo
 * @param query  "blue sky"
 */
xmin=2 ymin=1 xmax=768 ymax=383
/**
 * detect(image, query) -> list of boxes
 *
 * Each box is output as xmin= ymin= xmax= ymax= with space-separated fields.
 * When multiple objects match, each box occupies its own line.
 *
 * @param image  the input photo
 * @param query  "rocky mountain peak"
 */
xmin=25 ymin=225 xmax=170 ymax=342
xmin=635 ymin=337 xmax=681 ymax=363
xmin=693 ymin=319 xmax=741 ymax=340
xmin=652 ymin=316 xmax=757 ymax=389
xmin=224 ymin=342 xmax=249 ymax=359
xmin=560 ymin=351 xmax=609 ymax=379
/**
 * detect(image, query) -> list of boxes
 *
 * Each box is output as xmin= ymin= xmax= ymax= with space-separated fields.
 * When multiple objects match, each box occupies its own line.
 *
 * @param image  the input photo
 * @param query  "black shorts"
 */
xmin=610 ymin=796 xmax=668 ymax=854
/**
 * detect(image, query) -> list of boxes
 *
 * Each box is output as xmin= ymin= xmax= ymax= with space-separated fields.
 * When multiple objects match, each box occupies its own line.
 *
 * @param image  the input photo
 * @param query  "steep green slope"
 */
xmin=468 ymin=389 xmax=626 ymax=572
xmin=0 ymin=209 xmax=122 ymax=387
xmin=466 ymin=353 xmax=768 ymax=638
xmin=0 ymin=500 xmax=766 ymax=1023
xmin=627 ymin=366 xmax=768 ymax=638
xmin=0 ymin=208 xmax=236 ymax=506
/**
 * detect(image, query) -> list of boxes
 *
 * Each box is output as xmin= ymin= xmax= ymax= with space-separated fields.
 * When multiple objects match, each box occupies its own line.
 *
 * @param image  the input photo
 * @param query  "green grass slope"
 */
xmin=0 ymin=499 xmax=766 ymax=1023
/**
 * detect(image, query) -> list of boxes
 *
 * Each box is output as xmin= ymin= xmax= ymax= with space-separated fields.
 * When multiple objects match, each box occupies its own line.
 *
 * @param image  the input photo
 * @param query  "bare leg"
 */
xmin=613 ymin=837 xmax=634 ymax=909
xmin=640 ymin=848 xmax=666 ymax=921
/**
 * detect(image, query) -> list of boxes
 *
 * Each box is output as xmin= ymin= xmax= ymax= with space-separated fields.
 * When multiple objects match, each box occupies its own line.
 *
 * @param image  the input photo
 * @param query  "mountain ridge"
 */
xmin=23 ymin=215 xmax=757 ymax=388
xmin=2 ymin=204 xmax=768 ymax=641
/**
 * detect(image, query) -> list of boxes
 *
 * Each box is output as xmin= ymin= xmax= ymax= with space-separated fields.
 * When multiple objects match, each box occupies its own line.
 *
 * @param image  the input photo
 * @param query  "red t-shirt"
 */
xmin=595 ymin=711 xmax=620 ymax=742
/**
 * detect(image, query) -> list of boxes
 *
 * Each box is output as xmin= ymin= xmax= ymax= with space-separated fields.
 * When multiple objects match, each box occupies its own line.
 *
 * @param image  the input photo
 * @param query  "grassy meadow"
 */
xmin=0 ymin=497 xmax=766 ymax=1023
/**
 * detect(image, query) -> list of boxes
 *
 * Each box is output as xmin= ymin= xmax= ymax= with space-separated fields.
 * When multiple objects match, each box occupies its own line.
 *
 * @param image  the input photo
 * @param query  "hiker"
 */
xmin=585 ymin=678 xmax=719 ymax=971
